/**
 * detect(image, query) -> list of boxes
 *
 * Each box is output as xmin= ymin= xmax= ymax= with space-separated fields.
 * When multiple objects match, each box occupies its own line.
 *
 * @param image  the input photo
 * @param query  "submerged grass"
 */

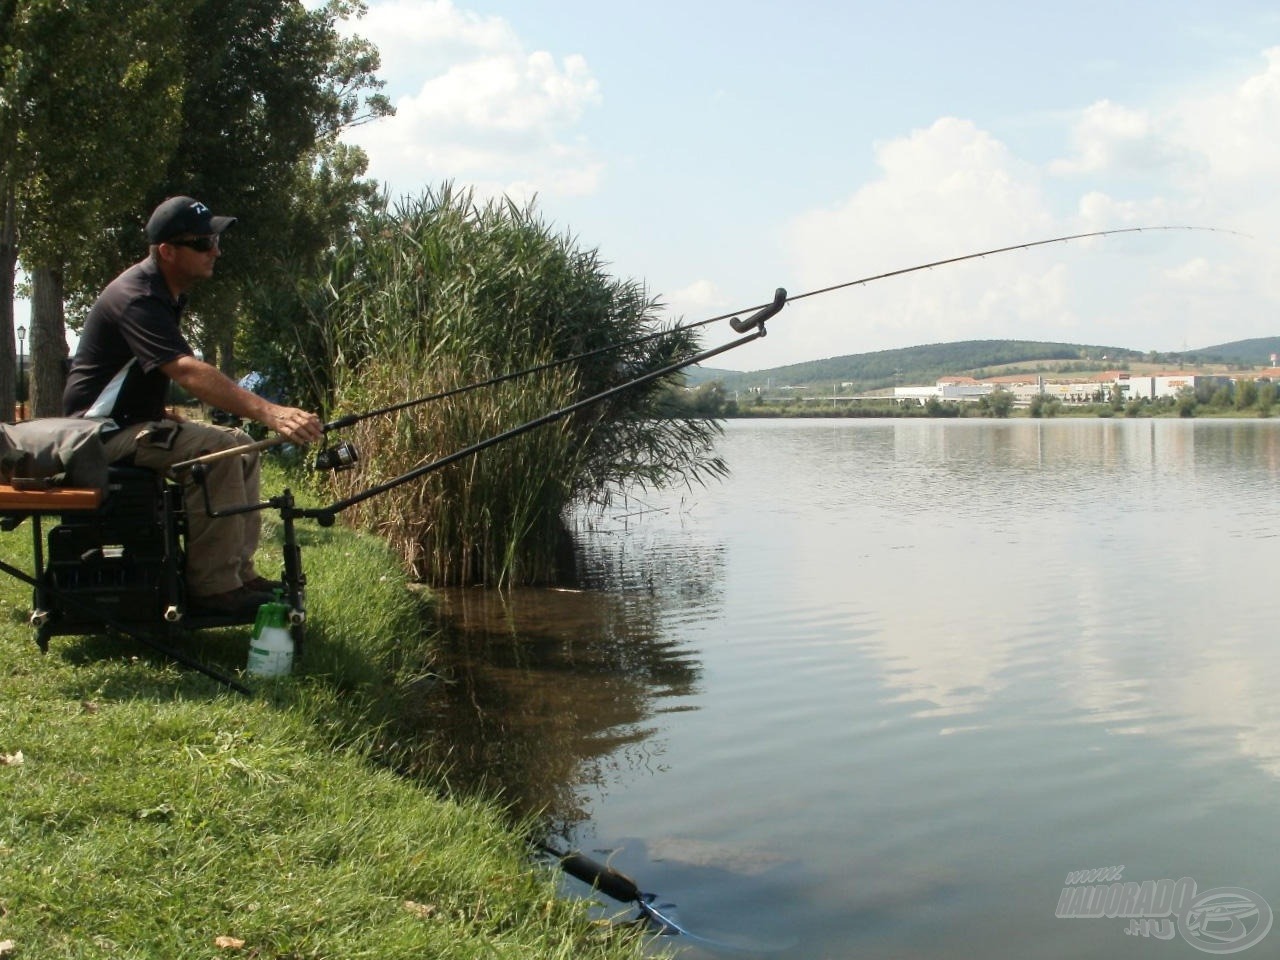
xmin=0 ymin=463 xmax=651 ymax=959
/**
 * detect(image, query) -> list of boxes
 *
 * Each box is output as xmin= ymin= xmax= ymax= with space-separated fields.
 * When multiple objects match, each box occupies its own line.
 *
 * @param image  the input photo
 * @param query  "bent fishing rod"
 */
xmin=325 ymin=223 xmax=1242 ymax=426
xmin=172 ymin=222 xmax=1235 ymax=478
xmin=318 ymin=226 xmax=1239 ymax=428
xmin=338 ymin=224 xmax=1240 ymax=428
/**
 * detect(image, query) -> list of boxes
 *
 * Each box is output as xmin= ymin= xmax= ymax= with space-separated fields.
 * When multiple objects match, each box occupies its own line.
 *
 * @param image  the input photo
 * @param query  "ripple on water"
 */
xmin=451 ymin=420 xmax=1280 ymax=959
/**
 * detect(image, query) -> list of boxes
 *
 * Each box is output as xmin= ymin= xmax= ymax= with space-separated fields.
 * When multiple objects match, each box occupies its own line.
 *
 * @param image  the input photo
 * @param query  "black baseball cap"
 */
xmin=145 ymin=196 xmax=237 ymax=244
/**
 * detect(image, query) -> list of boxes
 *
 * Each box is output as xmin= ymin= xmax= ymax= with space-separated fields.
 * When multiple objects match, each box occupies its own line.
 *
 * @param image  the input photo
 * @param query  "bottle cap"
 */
xmin=253 ymin=601 xmax=291 ymax=633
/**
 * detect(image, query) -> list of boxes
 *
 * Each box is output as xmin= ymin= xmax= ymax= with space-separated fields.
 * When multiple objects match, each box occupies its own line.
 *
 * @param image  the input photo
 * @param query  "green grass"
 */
xmin=0 ymin=463 xmax=651 ymax=959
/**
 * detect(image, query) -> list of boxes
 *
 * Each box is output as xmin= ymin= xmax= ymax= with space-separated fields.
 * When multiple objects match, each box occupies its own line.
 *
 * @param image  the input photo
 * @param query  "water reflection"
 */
xmin=411 ymin=499 xmax=726 ymax=829
xmin=406 ymin=419 xmax=1280 ymax=959
xmin=828 ymin=419 xmax=1280 ymax=743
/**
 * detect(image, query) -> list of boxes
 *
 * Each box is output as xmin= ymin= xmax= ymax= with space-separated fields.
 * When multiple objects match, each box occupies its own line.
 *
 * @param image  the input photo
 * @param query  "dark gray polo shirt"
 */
xmin=63 ymin=258 xmax=195 ymax=424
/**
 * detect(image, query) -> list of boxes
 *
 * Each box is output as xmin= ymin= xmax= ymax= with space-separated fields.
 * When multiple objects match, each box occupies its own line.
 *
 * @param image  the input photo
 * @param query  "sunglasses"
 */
xmin=167 ymin=234 xmax=220 ymax=252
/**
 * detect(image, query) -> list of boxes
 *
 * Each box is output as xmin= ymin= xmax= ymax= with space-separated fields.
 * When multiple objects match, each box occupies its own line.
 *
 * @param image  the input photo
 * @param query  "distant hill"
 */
xmin=685 ymin=337 xmax=1280 ymax=393
xmin=686 ymin=339 xmax=1143 ymax=393
xmin=1180 ymin=336 xmax=1280 ymax=365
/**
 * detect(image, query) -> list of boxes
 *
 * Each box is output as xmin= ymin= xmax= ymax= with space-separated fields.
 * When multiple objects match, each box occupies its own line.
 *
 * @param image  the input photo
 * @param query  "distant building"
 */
xmin=892 ymin=371 xmax=1231 ymax=405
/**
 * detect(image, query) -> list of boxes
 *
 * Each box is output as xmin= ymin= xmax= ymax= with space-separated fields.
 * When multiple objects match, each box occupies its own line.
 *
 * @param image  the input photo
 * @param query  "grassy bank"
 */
xmin=0 ymin=465 xmax=648 ymax=959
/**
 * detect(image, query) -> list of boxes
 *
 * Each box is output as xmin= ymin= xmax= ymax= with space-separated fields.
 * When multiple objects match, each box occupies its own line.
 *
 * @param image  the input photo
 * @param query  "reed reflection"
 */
xmin=408 ymin=511 xmax=725 ymax=830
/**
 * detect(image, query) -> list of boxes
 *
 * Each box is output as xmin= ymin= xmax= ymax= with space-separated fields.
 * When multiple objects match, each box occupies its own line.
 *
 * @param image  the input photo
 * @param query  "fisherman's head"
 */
xmin=147 ymin=196 xmax=237 ymax=289
xmin=147 ymin=196 xmax=236 ymax=246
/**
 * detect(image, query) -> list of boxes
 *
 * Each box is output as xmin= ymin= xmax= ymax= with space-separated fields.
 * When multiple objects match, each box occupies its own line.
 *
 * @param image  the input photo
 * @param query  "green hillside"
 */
xmin=1178 ymin=336 xmax=1280 ymax=365
xmin=685 ymin=336 xmax=1278 ymax=393
xmin=686 ymin=339 xmax=1142 ymax=393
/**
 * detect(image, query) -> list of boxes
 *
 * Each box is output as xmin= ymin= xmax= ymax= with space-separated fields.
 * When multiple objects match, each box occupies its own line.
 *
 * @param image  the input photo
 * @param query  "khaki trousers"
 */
xmin=102 ymin=420 xmax=263 ymax=597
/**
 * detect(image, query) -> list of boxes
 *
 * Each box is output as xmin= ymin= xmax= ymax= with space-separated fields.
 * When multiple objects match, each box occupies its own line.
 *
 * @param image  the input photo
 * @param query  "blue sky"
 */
xmin=340 ymin=2 xmax=1278 ymax=369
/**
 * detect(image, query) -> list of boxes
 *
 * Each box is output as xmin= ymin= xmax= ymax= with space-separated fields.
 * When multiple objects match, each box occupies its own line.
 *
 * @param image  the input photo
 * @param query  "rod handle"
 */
xmin=168 ymin=436 xmax=284 ymax=475
xmin=543 ymin=846 xmax=643 ymax=904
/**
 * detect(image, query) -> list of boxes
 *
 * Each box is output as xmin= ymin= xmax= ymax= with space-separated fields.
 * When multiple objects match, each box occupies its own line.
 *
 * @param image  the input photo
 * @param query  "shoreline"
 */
xmin=0 ymin=463 xmax=647 ymax=959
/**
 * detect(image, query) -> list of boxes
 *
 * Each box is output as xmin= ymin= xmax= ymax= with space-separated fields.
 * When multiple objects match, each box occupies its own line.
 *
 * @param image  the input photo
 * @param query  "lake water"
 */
xmin=425 ymin=418 xmax=1280 ymax=958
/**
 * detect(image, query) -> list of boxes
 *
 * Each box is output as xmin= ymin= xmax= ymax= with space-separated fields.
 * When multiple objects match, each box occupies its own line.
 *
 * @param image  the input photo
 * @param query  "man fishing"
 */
xmin=63 ymin=196 xmax=324 ymax=616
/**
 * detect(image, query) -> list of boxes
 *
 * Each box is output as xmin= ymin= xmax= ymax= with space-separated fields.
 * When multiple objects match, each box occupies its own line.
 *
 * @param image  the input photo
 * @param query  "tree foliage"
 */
xmin=977 ymin=387 xmax=1014 ymax=418
xmin=1 ymin=0 xmax=389 ymax=414
xmin=146 ymin=0 xmax=391 ymax=363
xmin=1 ymin=0 xmax=189 ymax=412
xmin=1235 ymin=377 xmax=1258 ymax=410
xmin=655 ymin=380 xmax=732 ymax=418
xmin=1028 ymin=394 xmax=1061 ymax=418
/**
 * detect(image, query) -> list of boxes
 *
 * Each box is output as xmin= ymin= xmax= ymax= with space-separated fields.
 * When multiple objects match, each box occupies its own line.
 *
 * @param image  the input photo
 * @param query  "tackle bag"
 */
xmin=0 ymin=417 xmax=111 ymax=491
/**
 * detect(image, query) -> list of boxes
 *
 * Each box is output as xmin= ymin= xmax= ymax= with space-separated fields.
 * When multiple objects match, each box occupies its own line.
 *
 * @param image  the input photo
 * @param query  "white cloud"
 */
xmin=776 ymin=48 xmax=1280 ymax=367
xmin=1049 ymin=99 xmax=1180 ymax=176
xmin=782 ymin=118 xmax=1071 ymax=361
xmin=341 ymin=0 xmax=603 ymax=202
xmin=788 ymin=118 xmax=1050 ymax=273
xmin=1157 ymin=48 xmax=1280 ymax=340
xmin=662 ymin=279 xmax=731 ymax=322
xmin=357 ymin=0 xmax=515 ymax=69
xmin=1173 ymin=46 xmax=1280 ymax=181
xmin=1162 ymin=256 xmax=1238 ymax=291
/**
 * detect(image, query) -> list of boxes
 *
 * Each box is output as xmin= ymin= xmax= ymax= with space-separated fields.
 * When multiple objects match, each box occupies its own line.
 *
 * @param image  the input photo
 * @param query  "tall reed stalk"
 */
xmin=302 ymin=186 xmax=726 ymax=585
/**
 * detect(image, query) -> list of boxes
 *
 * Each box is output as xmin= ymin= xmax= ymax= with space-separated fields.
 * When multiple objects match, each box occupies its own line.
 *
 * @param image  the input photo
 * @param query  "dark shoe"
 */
xmin=189 ymin=586 xmax=274 ymax=617
xmin=242 ymin=576 xmax=283 ymax=594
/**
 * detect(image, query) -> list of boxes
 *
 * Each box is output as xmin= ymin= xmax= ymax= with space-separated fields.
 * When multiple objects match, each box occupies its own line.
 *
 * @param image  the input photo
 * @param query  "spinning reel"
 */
xmin=313 ymin=439 xmax=359 ymax=472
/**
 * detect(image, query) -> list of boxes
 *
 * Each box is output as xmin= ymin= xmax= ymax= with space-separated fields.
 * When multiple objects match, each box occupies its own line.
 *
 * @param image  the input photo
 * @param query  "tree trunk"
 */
xmin=0 ymin=188 xmax=17 ymax=421
xmin=30 ymin=265 xmax=68 ymax=418
xmin=219 ymin=330 xmax=236 ymax=378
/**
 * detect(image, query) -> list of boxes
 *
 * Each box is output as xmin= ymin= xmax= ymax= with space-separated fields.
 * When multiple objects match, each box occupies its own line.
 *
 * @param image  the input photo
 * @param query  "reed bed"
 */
xmin=295 ymin=186 xmax=725 ymax=586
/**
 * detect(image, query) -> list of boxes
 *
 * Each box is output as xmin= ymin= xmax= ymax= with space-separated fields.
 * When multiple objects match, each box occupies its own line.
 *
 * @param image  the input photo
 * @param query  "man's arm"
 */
xmin=160 ymin=355 xmax=323 ymax=445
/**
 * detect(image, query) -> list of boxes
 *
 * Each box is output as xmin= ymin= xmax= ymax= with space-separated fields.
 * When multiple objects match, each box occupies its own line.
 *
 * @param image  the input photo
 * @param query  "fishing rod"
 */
xmin=173 ymin=223 xmax=1231 ymax=478
xmin=184 ymin=291 xmax=782 ymax=531
xmin=538 ymin=841 xmax=768 ymax=953
xmin=311 ymin=226 xmax=1233 ymax=430
xmin=165 ymin=289 xmax=783 ymax=478
xmin=305 ymin=294 xmax=785 ymax=519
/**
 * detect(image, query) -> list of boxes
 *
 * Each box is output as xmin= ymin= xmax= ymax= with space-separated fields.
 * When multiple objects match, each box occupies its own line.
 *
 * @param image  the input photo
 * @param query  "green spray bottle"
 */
xmin=246 ymin=600 xmax=293 ymax=677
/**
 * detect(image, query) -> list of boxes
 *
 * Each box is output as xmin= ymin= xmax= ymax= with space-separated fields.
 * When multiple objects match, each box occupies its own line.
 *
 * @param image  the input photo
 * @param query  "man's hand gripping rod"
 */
xmin=167 ymin=429 xmax=356 ymax=477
